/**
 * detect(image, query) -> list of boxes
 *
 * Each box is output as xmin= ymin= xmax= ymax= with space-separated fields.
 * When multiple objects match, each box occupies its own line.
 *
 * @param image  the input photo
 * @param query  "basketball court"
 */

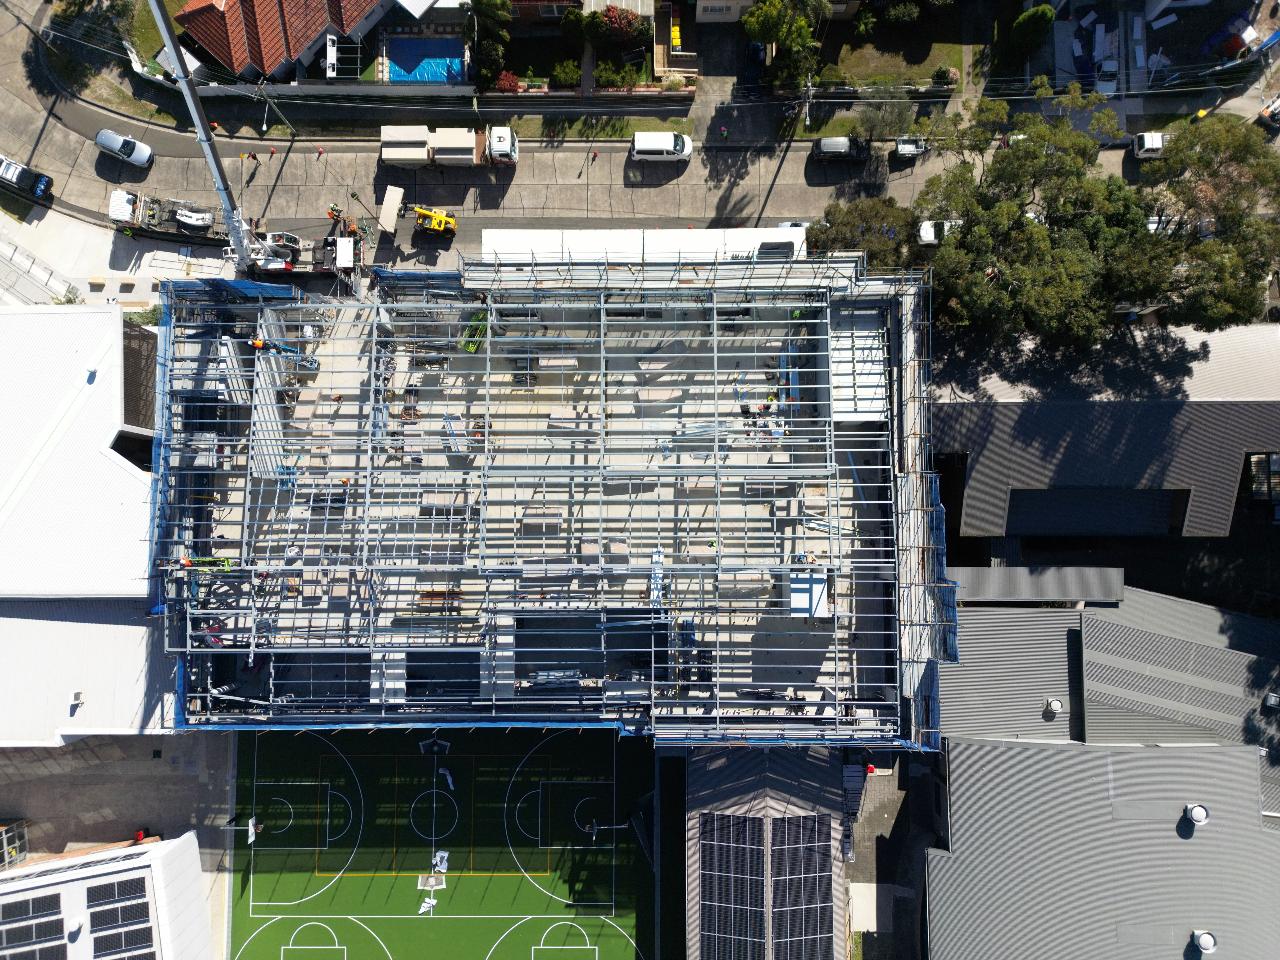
xmin=229 ymin=729 xmax=651 ymax=960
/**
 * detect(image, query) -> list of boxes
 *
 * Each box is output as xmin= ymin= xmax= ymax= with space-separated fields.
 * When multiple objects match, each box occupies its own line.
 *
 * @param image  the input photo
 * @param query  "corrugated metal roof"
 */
xmin=1079 ymin=611 xmax=1280 ymax=818
xmin=928 ymin=739 xmax=1280 ymax=960
xmin=951 ymin=565 xmax=1123 ymax=602
xmin=1089 ymin=586 xmax=1280 ymax=658
xmin=938 ymin=608 xmax=1079 ymax=740
xmin=933 ymin=398 xmax=1280 ymax=538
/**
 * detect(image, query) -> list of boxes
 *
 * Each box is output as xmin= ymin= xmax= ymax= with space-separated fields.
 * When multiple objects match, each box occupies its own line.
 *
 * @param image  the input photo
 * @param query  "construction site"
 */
xmin=151 ymin=229 xmax=954 ymax=745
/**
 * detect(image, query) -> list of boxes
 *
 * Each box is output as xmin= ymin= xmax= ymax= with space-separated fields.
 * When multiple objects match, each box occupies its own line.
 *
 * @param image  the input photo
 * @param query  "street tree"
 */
xmin=915 ymin=107 xmax=1276 ymax=347
xmin=465 ymin=0 xmax=512 ymax=90
xmin=742 ymin=0 xmax=816 ymax=88
xmin=806 ymin=198 xmax=917 ymax=269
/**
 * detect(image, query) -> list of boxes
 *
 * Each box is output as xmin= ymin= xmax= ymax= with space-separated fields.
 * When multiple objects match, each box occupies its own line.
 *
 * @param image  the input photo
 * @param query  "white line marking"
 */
xmin=233 ymin=915 xmax=280 ymax=960
xmin=514 ymin=790 xmax=541 ymax=842
xmin=254 ymin=734 xmax=365 ymax=907
xmin=503 ymin=733 xmax=612 ymax=907
xmin=350 ymin=918 xmax=395 ymax=959
xmin=483 ymin=917 xmax=535 ymax=960
xmin=268 ymin=798 xmax=295 ymax=834
xmin=326 ymin=791 xmax=353 ymax=843
xmin=408 ymin=789 xmax=459 ymax=843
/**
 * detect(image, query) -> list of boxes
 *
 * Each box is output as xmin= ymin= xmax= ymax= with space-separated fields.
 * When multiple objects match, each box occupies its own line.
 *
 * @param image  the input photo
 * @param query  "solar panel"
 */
xmin=771 ymin=815 xmax=833 ymax=960
xmin=699 ymin=813 xmax=765 ymax=960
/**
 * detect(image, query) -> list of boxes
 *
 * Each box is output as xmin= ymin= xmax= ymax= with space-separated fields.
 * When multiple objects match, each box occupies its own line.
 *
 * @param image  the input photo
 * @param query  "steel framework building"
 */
xmin=151 ymin=238 xmax=955 ymax=745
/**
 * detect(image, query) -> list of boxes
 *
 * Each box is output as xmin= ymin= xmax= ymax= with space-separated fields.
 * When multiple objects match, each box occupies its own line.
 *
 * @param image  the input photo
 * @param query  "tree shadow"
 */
xmin=933 ymin=323 xmax=1208 ymax=401
xmin=697 ymin=101 xmax=780 ymax=188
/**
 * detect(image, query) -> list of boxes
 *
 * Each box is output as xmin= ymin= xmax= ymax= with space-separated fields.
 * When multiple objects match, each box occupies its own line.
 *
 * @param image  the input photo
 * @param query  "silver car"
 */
xmin=95 ymin=129 xmax=153 ymax=167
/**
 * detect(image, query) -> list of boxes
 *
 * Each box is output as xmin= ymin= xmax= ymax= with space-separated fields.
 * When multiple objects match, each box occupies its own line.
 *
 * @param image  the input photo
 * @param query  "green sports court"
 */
xmin=229 ymin=729 xmax=653 ymax=960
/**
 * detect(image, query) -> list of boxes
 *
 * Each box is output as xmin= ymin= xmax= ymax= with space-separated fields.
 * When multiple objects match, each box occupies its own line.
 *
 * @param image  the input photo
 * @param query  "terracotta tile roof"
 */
xmin=177 ymin=0 xmax=381 ymax=76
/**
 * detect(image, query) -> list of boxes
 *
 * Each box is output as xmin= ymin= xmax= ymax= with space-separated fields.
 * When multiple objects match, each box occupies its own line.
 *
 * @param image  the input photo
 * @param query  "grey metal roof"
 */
xmin=1079 ymin=610 xmax=1280 ymax=819
xmin=1089 ymin=587 xmax=1280 ymax=659
xmin=950 ymin=565 xmax=1123 ymax=602
xmin=932 ymin=399 xmax=1280 ymax=537
xmin=938 ymin=608 xmax=1079 ymax=741
xmin=928 ymin=739 xmax=1280 ymax=960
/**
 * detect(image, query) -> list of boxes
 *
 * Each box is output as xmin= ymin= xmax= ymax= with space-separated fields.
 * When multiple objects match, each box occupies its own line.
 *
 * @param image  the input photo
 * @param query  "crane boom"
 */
xmin=145 ymin=0 xmax=254 ymax=266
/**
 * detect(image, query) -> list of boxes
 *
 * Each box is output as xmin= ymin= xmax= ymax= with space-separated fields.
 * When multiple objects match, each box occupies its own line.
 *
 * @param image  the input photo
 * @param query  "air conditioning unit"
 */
xmin=325 ymin=34 xmax=338 ymax=79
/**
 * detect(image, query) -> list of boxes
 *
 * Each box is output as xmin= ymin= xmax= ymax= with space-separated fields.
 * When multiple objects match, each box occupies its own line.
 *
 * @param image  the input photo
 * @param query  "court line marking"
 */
xmin=503 ymin=732 xmax=615 ymax=908
xmin=268 ymin=798 xmax=294 ymax=834
xmin=327 ymin=791 xmax=353 ymax=843
xmin=232 ymin=915 xmax=280 ymax=960
xmin=349 ymin=919 xmax=394 ymax=960
xmin=514 ymin=789 xmax=541 ymax=841
xmin=408 ymin=789 xmax=459 ymax=843
xmin=483 ymin=917 xmax=534 ymax=960
xmin=253 ymin=734 xmax=365 ymax=908
xmin=250 ymin=909 xmax=617 ymax=920
xmin=602 ymin=916 xmax=644 ymax=960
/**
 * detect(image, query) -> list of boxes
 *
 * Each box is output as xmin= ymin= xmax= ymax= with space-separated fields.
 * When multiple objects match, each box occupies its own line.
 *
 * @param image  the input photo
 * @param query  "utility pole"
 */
xmin=145 ymin=0 xmax=254 ymax=267
xmin=803 ymin=73 xmax=814 ymax=130
xmin=255 ymin=79 xmax=296 ymax=137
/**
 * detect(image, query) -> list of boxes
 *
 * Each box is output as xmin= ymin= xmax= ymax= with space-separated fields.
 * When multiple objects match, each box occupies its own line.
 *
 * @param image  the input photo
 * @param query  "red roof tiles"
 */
xmin=177 ymin=0 xmax=382 ymax=76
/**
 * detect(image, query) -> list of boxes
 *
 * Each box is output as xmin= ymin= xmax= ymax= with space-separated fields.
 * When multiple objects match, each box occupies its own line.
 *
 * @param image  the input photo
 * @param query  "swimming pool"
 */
xmin=386 ymin=37 xmax=465 ymax=84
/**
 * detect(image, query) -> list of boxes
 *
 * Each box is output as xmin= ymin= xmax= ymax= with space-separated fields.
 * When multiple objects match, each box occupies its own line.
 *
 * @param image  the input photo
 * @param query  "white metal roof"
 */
xmin=0 ymin=599 xmax=168 ymax=746
xmin=481 ymin=227 xmax=808 ymax=262
xmin=0 ymin=305 xmax=152 ymax=598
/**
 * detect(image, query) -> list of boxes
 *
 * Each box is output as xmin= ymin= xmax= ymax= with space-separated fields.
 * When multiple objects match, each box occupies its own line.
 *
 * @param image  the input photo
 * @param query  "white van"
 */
xmin=1132 ymin=132 xmax=1169 ymax=159
xmin=630 ymin=131 xmax=693 ymax=162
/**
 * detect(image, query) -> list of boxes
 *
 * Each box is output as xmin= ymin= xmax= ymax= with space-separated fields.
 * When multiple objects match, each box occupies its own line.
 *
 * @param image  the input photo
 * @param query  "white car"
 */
xmin=1132 ymin=132 xmax=1169 ymax=159
xmin=917 ymin=219 xmax=960 ymax=246
xmin=95 ymin=129 xmax=154 ymax=167
xmin=776 ymin=220 xmax=812 ymax=228
xmin=895 ymin=136 xmax=927 ymax=159
xmin=1094 ymin=60 xmax=1119 ymax=97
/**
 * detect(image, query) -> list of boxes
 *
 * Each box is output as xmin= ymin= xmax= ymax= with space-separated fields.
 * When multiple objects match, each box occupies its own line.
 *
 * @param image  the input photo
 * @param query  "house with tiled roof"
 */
xmin=176 ymin=0 xmax=394 ymax=78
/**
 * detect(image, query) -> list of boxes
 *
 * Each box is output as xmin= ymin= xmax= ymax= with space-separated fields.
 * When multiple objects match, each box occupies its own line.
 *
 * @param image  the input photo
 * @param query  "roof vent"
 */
xmin=1185 ymin=803 xmax=1210 ymax=826
xmin=1192 ymin=930 xmax=1217 ymax=954
xmin=1043 ymin=697 xmax=1063 ymax=717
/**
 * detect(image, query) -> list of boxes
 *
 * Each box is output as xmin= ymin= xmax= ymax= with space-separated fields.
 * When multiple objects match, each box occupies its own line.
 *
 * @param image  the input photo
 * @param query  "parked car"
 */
xmin=1132 ymin=131 xmax=1169 ymax=160
xmin=810 ymin=137 xmax=870 ymax=161
xmin=1094 ymin=60 xmax=1120 ymax=96
xmin=1259 ymin=93 xmax=1280 ymax=131
xmin=0 ymin=154 xmax=51 ymax=199
xmin=895 ymin=136 xmax=927 ymax=159
xmin=629 ymin=131 xmax=693 ymax=162
xmin=917 ymin=219 xmax=960 ymax=246
xmin=776 ymin=220 xmax=812 ymax=228
xmin=94 ymin=129 xmax=154 ymax=167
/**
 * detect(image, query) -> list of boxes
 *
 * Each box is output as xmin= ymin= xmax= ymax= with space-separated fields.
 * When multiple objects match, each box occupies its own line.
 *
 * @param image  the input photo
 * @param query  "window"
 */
xmin=701 ymin=4 xmax=732 ymax=12
xmin=538 ymin=4 xmax=568 ymax=15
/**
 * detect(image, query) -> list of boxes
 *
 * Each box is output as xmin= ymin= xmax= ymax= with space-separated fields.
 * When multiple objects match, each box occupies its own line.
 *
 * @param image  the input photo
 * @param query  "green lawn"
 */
xmin=231 ymin=729 xmax=652 ymax=960
xmin=129 ymin=0 xmax=185 ymax=61
xmin=822 ymin=3 xmax=966 ymax=88
xmin=836 ymin=40 xmax=963 ymax=87
xmin=511 ymin=115 xmax=690 ymax=140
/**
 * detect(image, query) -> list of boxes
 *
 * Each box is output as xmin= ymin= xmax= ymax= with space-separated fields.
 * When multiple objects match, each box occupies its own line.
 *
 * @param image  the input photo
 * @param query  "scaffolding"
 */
xmin=153 ymin=253 xmax=947 ymax=746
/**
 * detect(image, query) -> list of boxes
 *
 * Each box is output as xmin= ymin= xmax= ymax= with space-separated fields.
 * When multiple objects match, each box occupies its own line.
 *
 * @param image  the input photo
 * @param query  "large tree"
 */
xmin=807 ymin=197 xmax=917 ymax=269
xmin=742 ymin=0 xmax=816 ymax=88
xmin=915 ymin=98 xmax=1277 ymax=347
